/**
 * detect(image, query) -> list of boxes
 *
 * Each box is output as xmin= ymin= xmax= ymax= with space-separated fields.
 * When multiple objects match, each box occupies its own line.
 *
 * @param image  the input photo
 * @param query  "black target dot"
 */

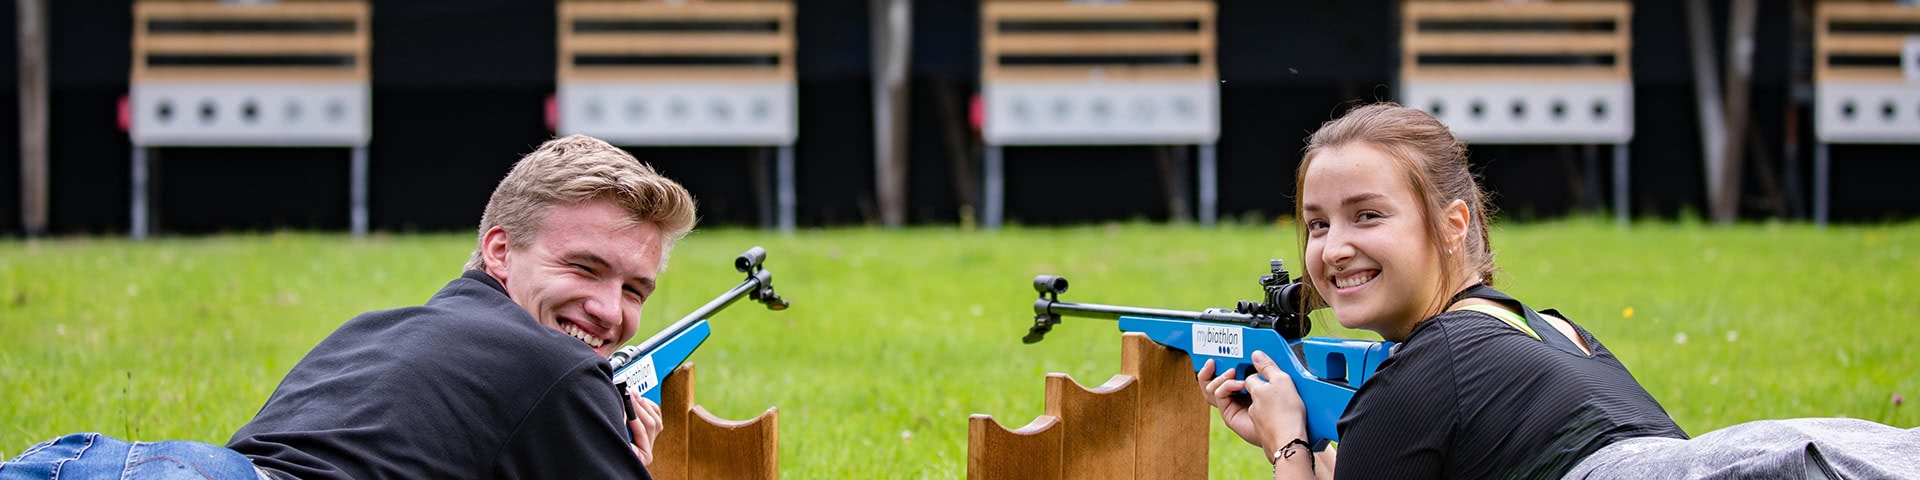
xmin=240 ymin=100 xmax=259 ymax=123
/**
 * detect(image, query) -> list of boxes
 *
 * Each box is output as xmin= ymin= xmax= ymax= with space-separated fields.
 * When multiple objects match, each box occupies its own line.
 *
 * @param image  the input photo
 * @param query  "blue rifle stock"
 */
xmin=1022 ymin=260 xmax=1393 ymax=447
xmin=607 ymin=246 xmax=788 ymax=417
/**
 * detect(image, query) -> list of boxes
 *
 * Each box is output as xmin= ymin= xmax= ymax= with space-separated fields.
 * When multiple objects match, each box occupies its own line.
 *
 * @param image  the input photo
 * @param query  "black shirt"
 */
xmin=1334 ymin=290 xmax=1687 ymax=479
xmin=229 ymin=270 xmax=649 ymax=480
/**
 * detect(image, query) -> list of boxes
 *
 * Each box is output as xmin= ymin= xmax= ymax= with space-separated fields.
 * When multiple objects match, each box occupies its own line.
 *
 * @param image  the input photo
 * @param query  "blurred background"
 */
xmin=3 ymin=0 xmax=1917 ymax=237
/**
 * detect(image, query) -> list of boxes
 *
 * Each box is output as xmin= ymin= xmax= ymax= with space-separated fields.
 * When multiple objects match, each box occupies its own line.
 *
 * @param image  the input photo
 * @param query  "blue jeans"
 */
xmin=1 ymin=433 xmax=266 ymax=480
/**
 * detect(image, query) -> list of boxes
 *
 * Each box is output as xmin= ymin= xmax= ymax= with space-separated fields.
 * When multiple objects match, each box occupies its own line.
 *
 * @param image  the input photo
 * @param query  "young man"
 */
xmin=2 ymin=135 xmax=693 ymax=479
xmin=227 ymin=135 xmax=695 ymax=479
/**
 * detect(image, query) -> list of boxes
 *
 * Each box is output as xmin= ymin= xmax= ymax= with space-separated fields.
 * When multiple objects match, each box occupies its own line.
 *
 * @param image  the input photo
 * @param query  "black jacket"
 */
xmin=229 ymin=270 xmax=649 ymax=479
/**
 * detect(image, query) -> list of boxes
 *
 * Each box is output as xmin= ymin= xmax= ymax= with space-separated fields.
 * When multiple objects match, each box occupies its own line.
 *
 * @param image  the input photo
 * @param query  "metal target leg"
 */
xmin=777 ymin=145 xmax=796 ymax=233
xmin=1613 ymin=143 xmax=1629 ymax=226
xmin=132 ymin=146 xmax=150 ymax=241
xmin=984 ymin=145 xmax=1004 ymax=230
xmin=1199 ymin=143 xmax=1217 ymax=227
xmin=351 ymin=145 xmax=369 ymax=238
xmin=1814 ymin=141 xmax=1829 ymax=228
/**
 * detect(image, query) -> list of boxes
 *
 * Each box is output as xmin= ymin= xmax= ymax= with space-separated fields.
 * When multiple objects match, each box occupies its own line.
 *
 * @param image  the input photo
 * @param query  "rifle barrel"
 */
xmin=611 ymin=277 xmax=760 ymax=369
xmin=1039 ymin=299 xmax=1265 ymax=327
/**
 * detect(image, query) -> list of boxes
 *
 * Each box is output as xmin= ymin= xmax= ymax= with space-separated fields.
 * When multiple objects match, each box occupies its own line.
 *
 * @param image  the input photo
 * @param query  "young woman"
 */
xmin=1198 ymin=103 xmax=1918 ymax=479
xmin=1198 ymin=102 xmax=1687 ymax=479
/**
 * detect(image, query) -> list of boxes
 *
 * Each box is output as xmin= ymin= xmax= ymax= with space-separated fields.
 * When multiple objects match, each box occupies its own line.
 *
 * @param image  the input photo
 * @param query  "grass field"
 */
xmin=3 ymin=218 xmax=1916 ymax=478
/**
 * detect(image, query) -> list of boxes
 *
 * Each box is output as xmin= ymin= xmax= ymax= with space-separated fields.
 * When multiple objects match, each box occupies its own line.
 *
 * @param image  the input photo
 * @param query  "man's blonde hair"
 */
xmin=464 ymin=135 xmax=698 ymax=272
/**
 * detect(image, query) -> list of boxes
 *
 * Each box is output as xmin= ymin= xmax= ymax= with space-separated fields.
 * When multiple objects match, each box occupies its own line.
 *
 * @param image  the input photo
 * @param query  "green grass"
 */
xmin=3 ymin=219 xmax=1916 ymax=478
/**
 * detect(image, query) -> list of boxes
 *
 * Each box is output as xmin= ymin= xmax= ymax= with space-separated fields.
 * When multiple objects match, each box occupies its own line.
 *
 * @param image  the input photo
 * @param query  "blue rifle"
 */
xmin=607 ymin=246 xmax=789 ymax=420
xmin=1022 ymin=260 xmax=1393 ymax=447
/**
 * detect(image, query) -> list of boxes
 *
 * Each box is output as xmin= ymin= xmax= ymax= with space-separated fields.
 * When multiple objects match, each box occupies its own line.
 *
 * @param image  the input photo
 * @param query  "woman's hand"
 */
xmin=1242 ymin=350 xmax=1310 ymax=461
xmin=1198 ymin=358 xmax=1260 ymax=446
xmin=628 ymin=392 xmax=664 ymax=467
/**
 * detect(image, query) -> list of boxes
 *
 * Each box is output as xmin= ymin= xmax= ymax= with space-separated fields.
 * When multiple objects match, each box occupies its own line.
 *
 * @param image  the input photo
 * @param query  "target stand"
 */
xmin=127 ymin=0 xmax=373 ymax=239
xmin=555 ymin=0 xmax=797 ymax=232
xmin=1399 ymin=0 xmax=1634 ymax=225
xmin=979 ymin=0 xmax=1220 ymax=229
xmin=1812 ymin=1 xmax=1920 ymax=226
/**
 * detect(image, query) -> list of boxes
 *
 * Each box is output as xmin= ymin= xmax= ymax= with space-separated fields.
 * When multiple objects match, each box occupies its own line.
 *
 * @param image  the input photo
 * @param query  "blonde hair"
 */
xmin=463 ymin=135 xmax=698 ymax=272
xmin=1293 ymin=102 xmax=1496 ymax=315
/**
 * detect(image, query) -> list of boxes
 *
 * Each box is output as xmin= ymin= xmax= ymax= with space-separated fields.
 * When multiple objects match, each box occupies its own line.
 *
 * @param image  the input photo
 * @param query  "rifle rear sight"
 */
xmin=1025 ymin=259 xmax=1313 ymax=344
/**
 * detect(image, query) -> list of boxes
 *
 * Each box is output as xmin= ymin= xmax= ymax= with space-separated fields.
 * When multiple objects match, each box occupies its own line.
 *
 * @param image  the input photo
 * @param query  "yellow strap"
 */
xmin=1458 ymin=304 xmax=1542 ymax=341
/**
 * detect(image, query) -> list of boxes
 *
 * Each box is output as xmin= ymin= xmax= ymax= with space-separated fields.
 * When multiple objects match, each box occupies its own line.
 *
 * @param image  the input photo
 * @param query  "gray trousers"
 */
xmin=1568 ymin=417 xmax=1920 ymax=479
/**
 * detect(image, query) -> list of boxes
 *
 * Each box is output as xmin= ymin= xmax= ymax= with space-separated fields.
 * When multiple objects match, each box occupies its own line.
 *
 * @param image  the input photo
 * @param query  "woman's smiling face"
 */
xmin=1300 ymin=143 xmax=1446 ymax=341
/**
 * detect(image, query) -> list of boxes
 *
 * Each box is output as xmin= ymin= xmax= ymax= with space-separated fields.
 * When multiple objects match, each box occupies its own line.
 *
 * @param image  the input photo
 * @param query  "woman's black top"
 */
xmin=1333 ymin=286 xmax=1687 ymax=479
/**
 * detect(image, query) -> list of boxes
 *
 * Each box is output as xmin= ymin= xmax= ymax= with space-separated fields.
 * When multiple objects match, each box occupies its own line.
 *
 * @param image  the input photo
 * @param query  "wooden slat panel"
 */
xmin=1120 ymin=333 xmax=1208 ymax=479
xmin=992 ymin=33 xmax=1209 ymax=55
xmin=968 ymin=415 xmax=1063 ymax=480
xmin=136 ymin=1 xmax=366 ymax=19
xmin=1403 ymin=65 xmax=1626 ymax=81
xmin=985 ymin=2 xmax=1211 ymax=21
xmin=133 ymin=1 xmax=369 ymax=82
xmin=1401 ymin=1 xmax=1630 ymax=81
xmin=561 ymin=2 xmax=789 ymax=20
xmin=141 ymin=34 xmax=363 ymax=55
xmin=982 ymin=1 xmax=1214 ymax=83
xmin=1407 ymin=32 xmax=1622 ymax=55
xmin=1820 ymin=66 xmax=1910 ymax=82
xmin=567 ymin=34 xmax=787 ymax=55
xmin=560 ymin=65 xmax=793 ymax=82
xmin=134 ymin=67 xmax=365 ymax=82
xmin=1819 ymin=2 xmax=1920 ymax=21
xmin=1813 ymin=3 xmax=1920 ymax=83
xmin=985 ymin=65 xmax=1215 ymax=82
xmin=1044 ymin=374 xmax=1136 ymax=479
xmin=1821 ymin=33 xmax=1915 ymax=56
xmin=557 ymin=1 xmax=792 ymax=83
xmin=1404 ymin=1 xmax=1628 ymax=21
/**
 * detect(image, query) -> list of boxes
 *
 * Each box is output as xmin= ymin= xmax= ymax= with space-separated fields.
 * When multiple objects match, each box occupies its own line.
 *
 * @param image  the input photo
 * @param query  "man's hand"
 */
xmin=628 ymin=392 xmax=664 ymax=467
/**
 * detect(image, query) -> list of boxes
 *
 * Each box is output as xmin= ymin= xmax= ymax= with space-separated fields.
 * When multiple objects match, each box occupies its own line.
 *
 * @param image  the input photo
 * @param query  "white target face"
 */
xmin=558 ymin=82 xmax=796 ymax=146
xmin=130 ymin=83 xmax=370 ymax=147
xmin=1402 ymin=81 xmax=1634 ymax=145
xmin=982 ymin=82 xmax=1219 ymax=146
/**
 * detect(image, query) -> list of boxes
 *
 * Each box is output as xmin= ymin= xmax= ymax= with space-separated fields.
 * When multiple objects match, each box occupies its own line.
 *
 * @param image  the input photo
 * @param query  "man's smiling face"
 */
xmin=482 ymin=197 xmax=662 ymax=357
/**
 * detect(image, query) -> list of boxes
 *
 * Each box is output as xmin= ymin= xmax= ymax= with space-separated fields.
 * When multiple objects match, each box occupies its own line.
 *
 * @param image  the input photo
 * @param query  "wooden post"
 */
xmin=1717 ymin=0 xmax=1759 ymax=223
xmin=1121 ymin=330 xmax=1210 ymax=478
xmin=18 ymin=0 xmax=48 ymax=236
xmin=870 ymin=0 xmax=912 ymax=228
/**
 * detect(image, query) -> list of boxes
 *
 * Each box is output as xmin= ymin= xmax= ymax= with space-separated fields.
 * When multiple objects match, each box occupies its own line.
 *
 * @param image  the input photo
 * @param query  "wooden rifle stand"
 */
xmin=968 ymin=333 xmax=1209 ymax=479
xmin=651 ymin=363 xmax=779 ymax=480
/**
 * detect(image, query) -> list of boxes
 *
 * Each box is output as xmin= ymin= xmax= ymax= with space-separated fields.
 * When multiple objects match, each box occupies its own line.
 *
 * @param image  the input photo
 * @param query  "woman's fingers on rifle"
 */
xmin=1247 ymin=350 xmax=1296 ymax=389
xmin=1197 ymin=359 xmax=1217 ymax=383
xmin=1207 ymin=376 xmax=1248 ymax=408
xmin=1204 ymin=369 xmax=1234 ymax=400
